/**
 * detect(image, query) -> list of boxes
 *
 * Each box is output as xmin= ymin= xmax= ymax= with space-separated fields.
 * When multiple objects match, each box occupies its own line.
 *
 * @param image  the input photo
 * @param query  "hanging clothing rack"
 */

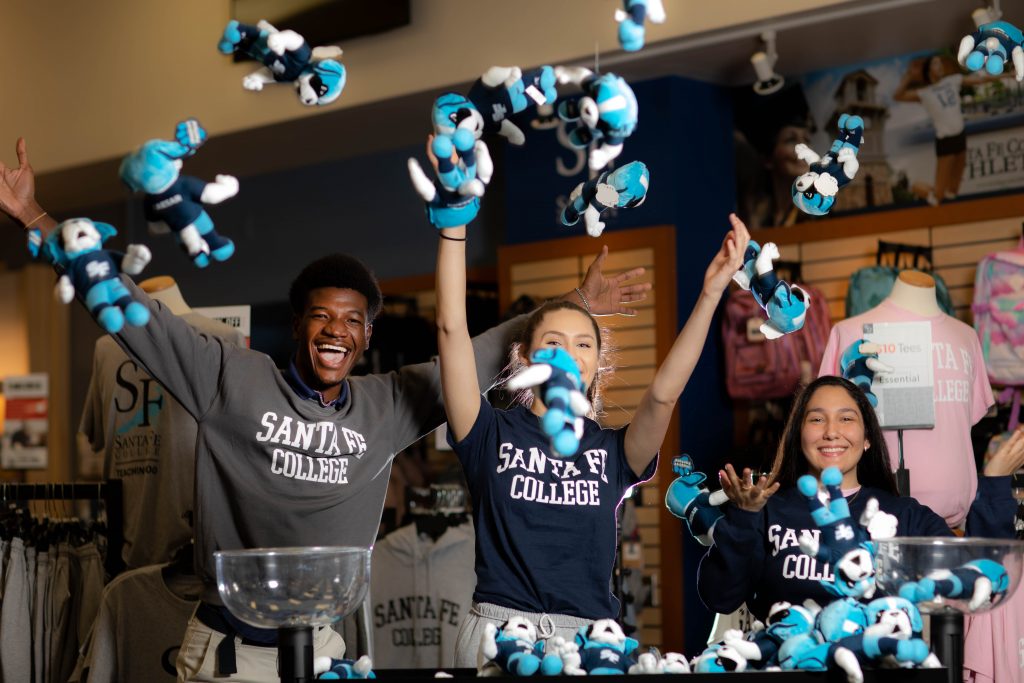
xmin=2 ymin=480 xmax=124 ymax=577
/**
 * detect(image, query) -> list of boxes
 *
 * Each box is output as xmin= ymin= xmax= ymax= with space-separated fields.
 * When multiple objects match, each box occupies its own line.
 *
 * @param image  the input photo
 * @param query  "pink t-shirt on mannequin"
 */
xmin=818 ymin=298 xmax=993 ymax=527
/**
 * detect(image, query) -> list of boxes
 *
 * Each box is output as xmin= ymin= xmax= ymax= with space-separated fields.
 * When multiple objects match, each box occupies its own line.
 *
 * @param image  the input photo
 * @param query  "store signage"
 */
xmin=862 ymin=321 xmax=935 ymax=429
xmin=195 ymin=305 xmax=252 ymax=348
xmin=1 ymin=373 xmax=49 ymax=469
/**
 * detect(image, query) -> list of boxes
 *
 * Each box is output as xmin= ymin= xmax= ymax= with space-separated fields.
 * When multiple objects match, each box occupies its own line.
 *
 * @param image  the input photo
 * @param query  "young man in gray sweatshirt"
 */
xmin=0 ymin=138 xmax=651 ymax=682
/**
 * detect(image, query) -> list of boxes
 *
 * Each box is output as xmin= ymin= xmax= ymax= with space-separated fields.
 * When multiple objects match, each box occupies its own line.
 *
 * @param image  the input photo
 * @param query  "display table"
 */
xmin=373 ymin=668 xmax=948 ymax=680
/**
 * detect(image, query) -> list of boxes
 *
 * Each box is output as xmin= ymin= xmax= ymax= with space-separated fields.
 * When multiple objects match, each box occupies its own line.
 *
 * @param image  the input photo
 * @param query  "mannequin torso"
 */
xmin=139 ymin=275 xmax=192 ymax=315
xmin=886 ymin=270 xmax=942 ymax=317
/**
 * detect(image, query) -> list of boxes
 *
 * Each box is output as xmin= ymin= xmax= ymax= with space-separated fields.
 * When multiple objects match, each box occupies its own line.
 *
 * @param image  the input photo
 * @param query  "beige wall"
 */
xmin=2 ymin=0 xmax=857 ymax=173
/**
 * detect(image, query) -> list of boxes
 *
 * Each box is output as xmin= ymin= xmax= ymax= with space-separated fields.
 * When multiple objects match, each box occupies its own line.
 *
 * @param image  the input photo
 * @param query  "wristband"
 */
xmin=574 ymin=287 xmax=591 ymax=314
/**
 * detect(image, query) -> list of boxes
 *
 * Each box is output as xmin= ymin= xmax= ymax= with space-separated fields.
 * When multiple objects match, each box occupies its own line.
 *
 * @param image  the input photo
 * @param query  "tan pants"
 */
xmin=175 ymin=610 xmax=345 ymax=683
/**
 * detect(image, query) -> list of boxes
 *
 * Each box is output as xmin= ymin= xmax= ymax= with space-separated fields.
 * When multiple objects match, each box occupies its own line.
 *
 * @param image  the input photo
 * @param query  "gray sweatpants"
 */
xmin=453 ymin=601 xmax=594 ymax=669
xmin=1 ymin=538 xmax=32 ymax=681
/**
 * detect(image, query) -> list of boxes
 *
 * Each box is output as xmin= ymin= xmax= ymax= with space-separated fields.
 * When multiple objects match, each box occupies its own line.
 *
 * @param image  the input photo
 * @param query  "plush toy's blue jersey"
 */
xmin=811 ymin=114 xmax=863 ymax=190
xmin=840 ymin=339 xmax=882 ymax=407
xmin=468 ymin=66 xmax=557 ymax=134
xmin=142 ymin=176 xmax=208 ymax=231
xmin=561 ymin=161 xmax=650 ymax=230
xmin=489 ymin=637 xmax=557 ymax=676
xmin=67 ymin=250 xmax=120 ymax=293
xmin=900 ymin=558 xmax=1010 ymax=607
xmin=226 ymin=21 xmax=312 ymax=82
xmin=664 ymin=456 xmax=724 ymax=546
xmin=964 ymin=21 xmax=1024 ymax=75
xmin=578 ymin=644 xmax=634 ymax=674
xmin=559 ymin=73 xmax=638 ymax=147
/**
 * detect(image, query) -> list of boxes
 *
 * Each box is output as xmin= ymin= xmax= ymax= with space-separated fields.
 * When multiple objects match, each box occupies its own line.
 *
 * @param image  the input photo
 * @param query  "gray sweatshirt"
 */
xmin=113 ymin=279 xmax=520 ymax=603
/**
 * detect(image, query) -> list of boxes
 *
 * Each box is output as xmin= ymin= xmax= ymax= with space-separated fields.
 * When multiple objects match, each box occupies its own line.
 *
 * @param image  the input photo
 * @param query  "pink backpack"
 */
xmin=722 ymin=284 xmax=831 ymax=400
xmin=972 ymin=244 xmax=1024 ymax=387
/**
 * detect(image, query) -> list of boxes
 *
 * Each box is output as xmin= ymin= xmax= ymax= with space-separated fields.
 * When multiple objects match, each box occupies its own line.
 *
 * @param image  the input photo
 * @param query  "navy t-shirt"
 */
xmin=449 ymin=398 xmax=656 ymax=619
xmin=143 ymin=176 xmax=207 ymax=232
xmin=696 ymin=477 xmax=1016 ymax=621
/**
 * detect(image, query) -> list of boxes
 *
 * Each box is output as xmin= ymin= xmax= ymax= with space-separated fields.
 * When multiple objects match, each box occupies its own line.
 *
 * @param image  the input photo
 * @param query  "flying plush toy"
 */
xmin=466 ymin=66 xmax=558 ymax=145
xmin=35 ymin=219 xmax=152 ymax=334
xmin=119 ymin=119 xmax=238 ymax=268
xmin=506 ymin=348 xmax=592 ymax=457
xmin=899 ymin=558 xmax=1011 ymax=611
xmin=840 ymin=340 xmax=894 ymax=407
xmin=796 ymin=467 xmax=898 ymax=600
xmin=555 ymin=67 xmax=639 ymax=171
xmin=692 ymin=643 xmax=748 ymax=673
xmin=792 ymin=114 xmax=864 ymax=216
xmin=569 ymin=619 xmax=639 ymax=675
xmin=664 ymin=455 xmax=729 ymax=546
xmin=615 ymin=0 xmax=667 ymax=52
xmin=218 ymin=19 xmax=346 ymax=106
xmin=432 ymin=93 xmax=485 ymax=140
xmin=724 ymin=601 xmax=817 ymax=669
xmin=408 ymin=133 xmax=493 ymax=229
xmin=313 ymin=655 xmax=375 ymax=679
xmin=958 ymin=21 xmax=1024 ymax=81
xmin=733 ymin=240 xmax=810 ymax=339
xmin=561 ymin=160 xmax=650 ymax=237
xmin=478 ymin=617 xmax=564 ymax=676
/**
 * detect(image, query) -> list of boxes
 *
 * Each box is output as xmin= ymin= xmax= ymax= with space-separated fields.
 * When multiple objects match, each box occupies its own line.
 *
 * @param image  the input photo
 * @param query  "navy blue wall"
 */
xmin=504 ymin=76 xmax=737 ymax=655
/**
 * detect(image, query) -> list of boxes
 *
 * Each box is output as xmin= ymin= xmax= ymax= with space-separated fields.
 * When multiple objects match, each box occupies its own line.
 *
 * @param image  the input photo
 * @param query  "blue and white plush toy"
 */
xmin=506 ymin=347 xmax=592 ymax=457
xmin=432 ymin=92 xmax=485 ymax=140
xmin=815 ymin=597 xmax=870 ymax=643
xmin=692 ymin=643 xmax=748 ymax=673
xmin=733 ymin=240 xmax=810 ymax=339
xmin=724 ymin=601 xmax=817 ymax=669
xmin=478 ymin=617 xmax=564 ymax=676
xmin=119 ymin=119 xmax=238 ymax=268
xmin=958 ymin=21 xmax=1024 ymax=81
xmin=899 ymin=558 xmax=1011 ymax=611
xmin=313 ymin=655 xmax=375 ymax=679
xmin=555 ymin=68 xmax=639 ymax=171
xmin=218 ymin=20 xmax=346 ymax=105
xmin=796 ymin=467 xmax=898 ymax=600
xmin=664 ymin=455 xmax=729 ymax=546
xmin=570 ymin=619 xmax=639 ymax=675
xmin=466 ymin=66 xmax=559 ymax=145
xmin=840 ymin=340 xmax=894 ymax=407
xmin=561 ymin=160 xmax=649 ymax=237
xmin=615 ymin=0 xmax=666 ymax=52
xmin=36 ymin=218 xmax=152 ymax=334
xmin=408 ymin=132 xmax=493 ymax=229
xmin=792 ymin=114 xmax=864 ymax=216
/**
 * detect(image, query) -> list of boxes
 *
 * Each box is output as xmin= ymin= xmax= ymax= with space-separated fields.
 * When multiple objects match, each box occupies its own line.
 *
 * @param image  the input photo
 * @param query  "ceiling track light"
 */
xmin=751 ymin=29 xmax=785 ymax=95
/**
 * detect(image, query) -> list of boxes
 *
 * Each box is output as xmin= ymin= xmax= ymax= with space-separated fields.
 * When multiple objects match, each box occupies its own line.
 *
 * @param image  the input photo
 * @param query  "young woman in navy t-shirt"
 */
xmin=698 ymin=375 xmax=1023 ymax=622
xmin=436 ymin=212 xmax=750 ymax=666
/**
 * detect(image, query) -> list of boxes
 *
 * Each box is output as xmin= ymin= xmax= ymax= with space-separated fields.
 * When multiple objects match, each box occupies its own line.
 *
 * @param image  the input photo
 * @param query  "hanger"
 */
xmin=405 ymin=485 xmax=469 ymax=541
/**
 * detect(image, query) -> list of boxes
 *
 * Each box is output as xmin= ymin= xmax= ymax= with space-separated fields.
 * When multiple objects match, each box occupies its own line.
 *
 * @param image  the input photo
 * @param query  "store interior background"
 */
xmin=1 ymin=0 xmax=1021 ymax=656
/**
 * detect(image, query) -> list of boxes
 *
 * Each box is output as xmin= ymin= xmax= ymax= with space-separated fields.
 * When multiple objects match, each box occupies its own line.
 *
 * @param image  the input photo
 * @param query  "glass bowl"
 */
xmin=214 ymin=546 xmax=370 ymax=629
xmin=875 ymin=537 xmax=1024 ymax=614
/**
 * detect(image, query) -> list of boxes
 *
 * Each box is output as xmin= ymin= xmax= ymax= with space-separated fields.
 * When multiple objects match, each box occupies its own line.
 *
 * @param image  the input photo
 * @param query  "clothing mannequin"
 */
xmin=140 ymin=276 xmax=192 ymax=315
xmin=819 ymin=268 xmax=994 ymax=528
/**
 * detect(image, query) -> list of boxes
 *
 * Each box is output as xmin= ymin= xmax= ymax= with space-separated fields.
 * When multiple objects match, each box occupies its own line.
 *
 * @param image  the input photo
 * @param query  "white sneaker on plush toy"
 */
xmin=943 ymin=191 xmax=958 ymax=200
xmin=925 ymin=192 xmax=939 ymax=206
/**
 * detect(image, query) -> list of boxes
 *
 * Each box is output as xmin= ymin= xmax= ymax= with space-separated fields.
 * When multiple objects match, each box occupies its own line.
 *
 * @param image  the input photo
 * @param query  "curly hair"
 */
xmin=288 ymin=254 xmax=383 ymax=320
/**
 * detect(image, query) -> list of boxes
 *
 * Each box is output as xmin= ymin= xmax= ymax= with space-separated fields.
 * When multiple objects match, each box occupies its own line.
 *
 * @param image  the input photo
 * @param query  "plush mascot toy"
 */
xmin=724 ymin=601 xmax=817 ymax=669
xmin=467 ymin=66 xmax=559 ymax=145
xmin=313 ymin=655 xmax=375 ymax=679
xmin=815 ymin=598 xmax=870 ymax=643
xmin=629 ymin=650 xmax=691 ymax=674
xmin=569 ymin=620 xmax=638 ymax=675
xmin=692 ymin=644 xmax=748 ymax=673
xmin=665 ymin=455 xmax=728 ymax=546
xmin=615 ymin=0 xmax=666 ymax=52
xmin=478 ymin=617 xmax=564 ymax=676
xmin=506 ymin=348 xmax=592 ymax=457
xmin=561 ymin=161 xmax=650 ymax=237
xmin=119 ymin=119 xmax=238 ymax=268
xmin=840 ymin=340 xmax=894 ymax=407
xmin=958 ymin=21 xmax=1024 ymax=80
xmin=555 ymin=67 xmax=639 ymax=170
xmin=792 ymin=114 xmax=864 ymax=216
xmin=432 ymin=92 xmax=485 ymax=140
xmin=218 ymin=20 xmax=346 ymax=105
xmin=899 ymin=558 xmax=1011 ymax=611
xmin=35 ymin=219 xmax=151 ymax=334
xmin=408 ymin=132 xmax=493 ymax=229
xmin=796 ymin=467 xmax=898 ymax=600
xmin=733 ymin=240 xmax=810 ymax=339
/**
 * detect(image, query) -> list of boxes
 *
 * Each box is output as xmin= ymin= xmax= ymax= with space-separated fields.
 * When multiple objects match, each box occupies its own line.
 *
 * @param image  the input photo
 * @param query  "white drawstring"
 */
xmin=537 ymin=613 xmax=556 ymax=639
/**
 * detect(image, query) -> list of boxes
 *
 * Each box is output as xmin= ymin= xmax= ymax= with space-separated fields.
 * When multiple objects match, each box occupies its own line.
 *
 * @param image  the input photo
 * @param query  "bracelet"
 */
xmin=24 ymin=211 xmax=47 ymax=228
xmin=439 ymin=233 xmax=467 ymax=242
xmin=574 ymin=287 xmax=591 ymax=313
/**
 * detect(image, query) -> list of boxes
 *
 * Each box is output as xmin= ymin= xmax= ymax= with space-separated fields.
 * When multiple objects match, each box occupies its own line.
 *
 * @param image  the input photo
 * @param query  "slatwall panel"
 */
xmin=776 ymin=216 xmax=1023 ymax=323
xmin=508 ymin=247 xmax=664 ymax=649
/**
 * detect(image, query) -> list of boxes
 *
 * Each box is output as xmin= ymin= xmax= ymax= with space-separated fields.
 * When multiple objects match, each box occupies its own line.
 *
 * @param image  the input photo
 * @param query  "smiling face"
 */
xmin=292 ymin=287 xmax=372 ymax=402
xmin=800 ymin=385 xmax=869 ymax=488
xmin=526 ymin=307 xmax=599 ymax=391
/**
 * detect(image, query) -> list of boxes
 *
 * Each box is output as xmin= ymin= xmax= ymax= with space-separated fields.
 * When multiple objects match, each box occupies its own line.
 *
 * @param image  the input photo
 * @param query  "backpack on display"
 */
xmin=972 ymin=240 xmax=1024 ymax=386
xmin=846 ymin=241 xmax=955 ymax=318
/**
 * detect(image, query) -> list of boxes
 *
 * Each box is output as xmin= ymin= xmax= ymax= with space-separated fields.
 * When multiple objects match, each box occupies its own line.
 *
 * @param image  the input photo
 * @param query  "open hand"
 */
xmin=576 ymin=245 xmax=652 ymax=316
xmin=719 ymin=463 xmax=779 ymax=512
xmin=703 ymin=213 xmax=749 ymax=297
xmin=0 ymin=138 xmax=40 ymax=226
xmin=983 ymin=427 xmax=1024 ymax=477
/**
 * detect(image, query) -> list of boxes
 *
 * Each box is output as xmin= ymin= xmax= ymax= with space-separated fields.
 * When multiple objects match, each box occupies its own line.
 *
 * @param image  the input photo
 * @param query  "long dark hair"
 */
xmin=769 ymin=376 xmax=898 ymax=494
xmin=506 ymin=300 xmax=613 ymax=415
